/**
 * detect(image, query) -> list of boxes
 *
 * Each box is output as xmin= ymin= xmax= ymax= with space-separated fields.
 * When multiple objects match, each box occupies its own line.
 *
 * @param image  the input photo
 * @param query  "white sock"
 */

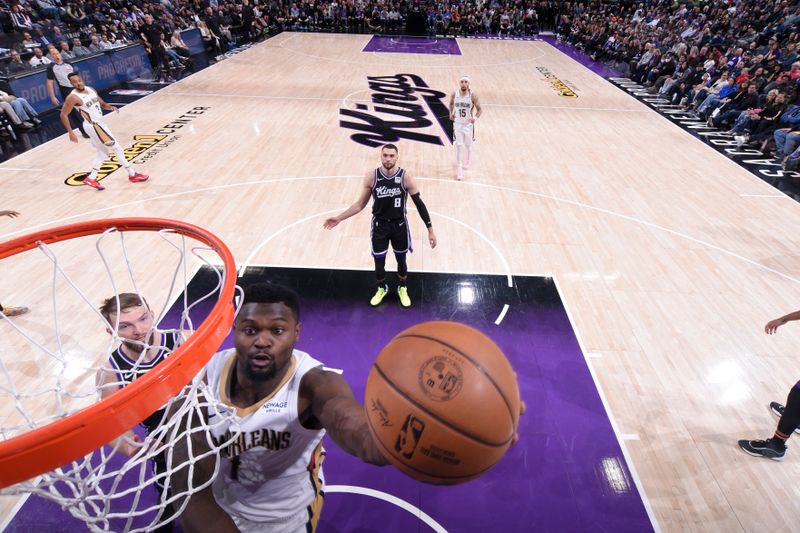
xmin=88 ymin=150 xmax=106 ymax=179
xmin=111 ymin=144 xmax=135 ymax=176
xmin=456 ymin=144 xmax=462 ymax=168
xmin=464 ymin=146 xmax=471 ymax=165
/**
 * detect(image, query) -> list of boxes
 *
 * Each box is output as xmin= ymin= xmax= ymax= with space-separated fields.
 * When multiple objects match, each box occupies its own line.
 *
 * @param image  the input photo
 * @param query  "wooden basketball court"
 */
xmin=2 ymin=32 xmax=800 ymax=531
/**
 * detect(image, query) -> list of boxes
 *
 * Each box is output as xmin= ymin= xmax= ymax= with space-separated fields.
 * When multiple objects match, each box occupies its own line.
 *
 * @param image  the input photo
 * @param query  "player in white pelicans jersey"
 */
xmin=60 ymin=72 xmax=148 ymax=190
xmin=176 ymin=283 xmax=389 ymax=533
xmin=448 ymin=76 xmax=483 ymax=180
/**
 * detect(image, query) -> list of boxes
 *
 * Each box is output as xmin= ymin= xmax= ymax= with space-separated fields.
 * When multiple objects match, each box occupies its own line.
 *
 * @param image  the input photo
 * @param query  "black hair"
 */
xmin=239 ymin=283 xmax=300 ymax=322
xmin=67 ymin=72 xmax=80 ymax=80
xmin=382 ymin=143 xmax=398 ymax=152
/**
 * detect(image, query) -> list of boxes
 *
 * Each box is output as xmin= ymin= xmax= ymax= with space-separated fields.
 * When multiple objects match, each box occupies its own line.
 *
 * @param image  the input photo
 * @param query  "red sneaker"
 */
xmin=83 ymin=177 xmax=105 ymax=190
xmin=1 ymin=306 xmax=29 ymax=317
xmin=129 ymin=172 xmax=149 ymax=183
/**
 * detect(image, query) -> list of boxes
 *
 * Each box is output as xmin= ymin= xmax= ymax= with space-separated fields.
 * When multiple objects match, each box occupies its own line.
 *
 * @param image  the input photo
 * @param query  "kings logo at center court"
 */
xmin=339 ymin=74 xmax=453 ymax=148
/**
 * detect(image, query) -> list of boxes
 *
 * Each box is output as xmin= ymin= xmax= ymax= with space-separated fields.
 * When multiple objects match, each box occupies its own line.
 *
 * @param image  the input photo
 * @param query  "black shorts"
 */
xmin=371 ymin=217 xmax=411 ymax=256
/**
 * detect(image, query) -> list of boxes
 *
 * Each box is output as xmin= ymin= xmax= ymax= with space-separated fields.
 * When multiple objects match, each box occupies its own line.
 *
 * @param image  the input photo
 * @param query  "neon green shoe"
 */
xmin=370 ymin=286 xmax=389 ymax=307
xmin=397 ymin=286 xmax=411 ymax=308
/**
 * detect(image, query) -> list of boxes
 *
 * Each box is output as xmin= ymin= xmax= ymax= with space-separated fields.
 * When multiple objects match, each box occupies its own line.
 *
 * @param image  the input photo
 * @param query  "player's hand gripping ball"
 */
xmin=364 ymin=321 xmax=521 ymax=484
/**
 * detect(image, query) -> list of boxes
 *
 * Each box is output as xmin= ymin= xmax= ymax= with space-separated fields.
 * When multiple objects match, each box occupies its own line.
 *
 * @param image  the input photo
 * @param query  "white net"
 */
xmin=0 ymin=222 xmax=241 ymax=532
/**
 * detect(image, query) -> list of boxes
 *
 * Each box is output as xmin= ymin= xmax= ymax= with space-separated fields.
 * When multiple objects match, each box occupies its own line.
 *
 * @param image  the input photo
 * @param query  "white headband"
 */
xmin=460 ymin=76 xmax=470 ymax=82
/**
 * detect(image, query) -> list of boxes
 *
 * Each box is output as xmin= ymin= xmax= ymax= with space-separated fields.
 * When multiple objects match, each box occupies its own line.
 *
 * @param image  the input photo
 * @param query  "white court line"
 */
xmin=275 ymin=32 xmax=548 ymax=69
xmin=167 ymin=91 xmax=636 ymax=115
xmin=0 ymin=175 xmax=360 ymax=241
xmin=326 ymin=485 xmax=448 ymax=533
xmin=586 ymin=352 xmax=603 ymax=359
xmin=407 ymin=206 xmax=512 ymax=324
xmin=602 ymin=81 xmax=798 ymax=199
xmin=418 ymin=177 xmax=800 ymax=286
xmin=739 ymin=194 xmax=788 ymax=198
xmin=621 ymin=434 xmax=641 ymax=441
xmin=0 ymin=492 xmax=32 ymax=531
xmin=389 ymin=37 xmax=439 ymax=46
xmin=238 ymin=208 xmax=342 ymax=276
xmin=537 ymin=40 xmax=769 ymax=177
xmin=167 ymin=92 xmax=357 ymax=102
xmin=237 ymin=205 xmax=513 ymax=324
xmin=222 ymin=261 xmax=551 ymax=279
xmin=5 ymin=174 xmax=800 ymax=289
xmin=484 ymin=102 xmax=649 ymax=113
xmin=341 ymin=88 xmax=370 ymax=110
xmin=553 ymin=275 xmax=661 ymax=532
xmin=0 ymin=45 xmax=207 ymax=165
xmin=494 ymin=303 xmax=510 ymax=325
xmin=419 ymin=208 xmax=513 ymax=288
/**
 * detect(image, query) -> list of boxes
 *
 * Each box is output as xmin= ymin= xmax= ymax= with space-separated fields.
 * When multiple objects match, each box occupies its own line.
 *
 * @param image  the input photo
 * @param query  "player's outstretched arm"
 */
xmin=97 ymin=94 xmax=118 ymax=113
xmin=323 ymin=172 xmax=373 ymax=229
xmin=95 ymin=367 xmax=144 ymax=457
xmin=302 ymin=368 xmax=390 ymax=466
xmin=765 ymin=310 xmax=800 ymax=334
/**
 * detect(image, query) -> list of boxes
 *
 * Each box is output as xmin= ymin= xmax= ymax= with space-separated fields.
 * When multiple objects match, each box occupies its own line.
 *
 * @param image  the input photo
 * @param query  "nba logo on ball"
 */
xmin=419 ymin=355 xmax=463 ymax=401
xmin=365 ymin=321 xmax=521 ymax=485
xmin=395 ymin=414 xmax=426 ymax=459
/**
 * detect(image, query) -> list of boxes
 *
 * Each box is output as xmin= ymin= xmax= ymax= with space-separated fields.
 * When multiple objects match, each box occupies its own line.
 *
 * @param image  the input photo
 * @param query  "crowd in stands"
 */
xmin=0 ymin=0 xmax=560 ymax=136
xmin=0 ymin=0 xmax=562 ymax=78
xmin=1 ymin=0 xmax=800 ymax=173
xmin=557 ymin=0 xmax=800 ymax=171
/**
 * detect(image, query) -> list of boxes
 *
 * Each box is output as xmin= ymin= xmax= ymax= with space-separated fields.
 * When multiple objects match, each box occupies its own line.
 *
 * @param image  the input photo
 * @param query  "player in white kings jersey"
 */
xmin=176 ymin=283 xmax=390 ymax=533
xmin=60 ymin=72 xmax=149 ymax=190
xmin=448 ymin=76 xmax=483 ymax=180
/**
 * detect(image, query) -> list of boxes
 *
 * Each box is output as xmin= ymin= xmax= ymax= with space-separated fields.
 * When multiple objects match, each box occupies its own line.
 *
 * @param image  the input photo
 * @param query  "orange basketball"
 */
xmin=364 ymin=321 xmax=521 ymax=485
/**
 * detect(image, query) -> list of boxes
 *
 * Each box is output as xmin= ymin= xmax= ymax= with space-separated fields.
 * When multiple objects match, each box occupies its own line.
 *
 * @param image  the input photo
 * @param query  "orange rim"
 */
xmin=0 ymin=218 xmax=236 ymax=488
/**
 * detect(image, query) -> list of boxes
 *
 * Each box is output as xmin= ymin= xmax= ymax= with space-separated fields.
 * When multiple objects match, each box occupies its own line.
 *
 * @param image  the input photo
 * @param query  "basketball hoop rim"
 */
xmin=0 ymin=217 xmax=236 ymax=488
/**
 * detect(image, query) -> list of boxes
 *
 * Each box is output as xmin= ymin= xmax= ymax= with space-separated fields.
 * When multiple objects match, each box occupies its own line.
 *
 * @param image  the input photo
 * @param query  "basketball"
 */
xmin=364 ymin=321 xmax=520 ymax=485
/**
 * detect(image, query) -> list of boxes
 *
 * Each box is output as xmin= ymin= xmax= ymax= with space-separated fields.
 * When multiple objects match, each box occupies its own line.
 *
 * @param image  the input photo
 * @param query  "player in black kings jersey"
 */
xmin=324 ymin=144 xmax=437 ymax=307
xmin=95 ymin=293 xmax=182 ymax=533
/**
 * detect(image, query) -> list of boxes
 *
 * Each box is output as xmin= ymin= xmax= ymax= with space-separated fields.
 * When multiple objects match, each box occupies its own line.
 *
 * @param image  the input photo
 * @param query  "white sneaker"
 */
xmin=456 ymin=166 xmax=463 ymax=180
xmin=464 ymin=159 xmax=470 ymax=170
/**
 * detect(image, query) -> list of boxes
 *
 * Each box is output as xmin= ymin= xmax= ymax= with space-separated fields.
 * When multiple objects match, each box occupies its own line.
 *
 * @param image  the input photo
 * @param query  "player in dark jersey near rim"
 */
xmin=95 ymin=293 xmax=182 ymax=532
xmin=324 ymin=143 xmax=437 ymax=307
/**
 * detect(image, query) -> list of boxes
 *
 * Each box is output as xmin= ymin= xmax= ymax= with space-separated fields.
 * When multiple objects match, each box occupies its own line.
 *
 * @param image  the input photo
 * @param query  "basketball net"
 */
xmin=0 ymin=220 xmax=241 ymax=532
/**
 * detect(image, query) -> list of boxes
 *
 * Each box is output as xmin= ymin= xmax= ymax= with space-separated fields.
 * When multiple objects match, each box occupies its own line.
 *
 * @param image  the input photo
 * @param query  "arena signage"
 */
xmin=608 ymin=78 xmax=800 ymax=183
xmin=339 ymin=74 xmax=453 ymax=147
xmin=536 ymin=66 xmax=578 ymax=98
xmin=64 ymin=107 xmax=211 ymax=186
